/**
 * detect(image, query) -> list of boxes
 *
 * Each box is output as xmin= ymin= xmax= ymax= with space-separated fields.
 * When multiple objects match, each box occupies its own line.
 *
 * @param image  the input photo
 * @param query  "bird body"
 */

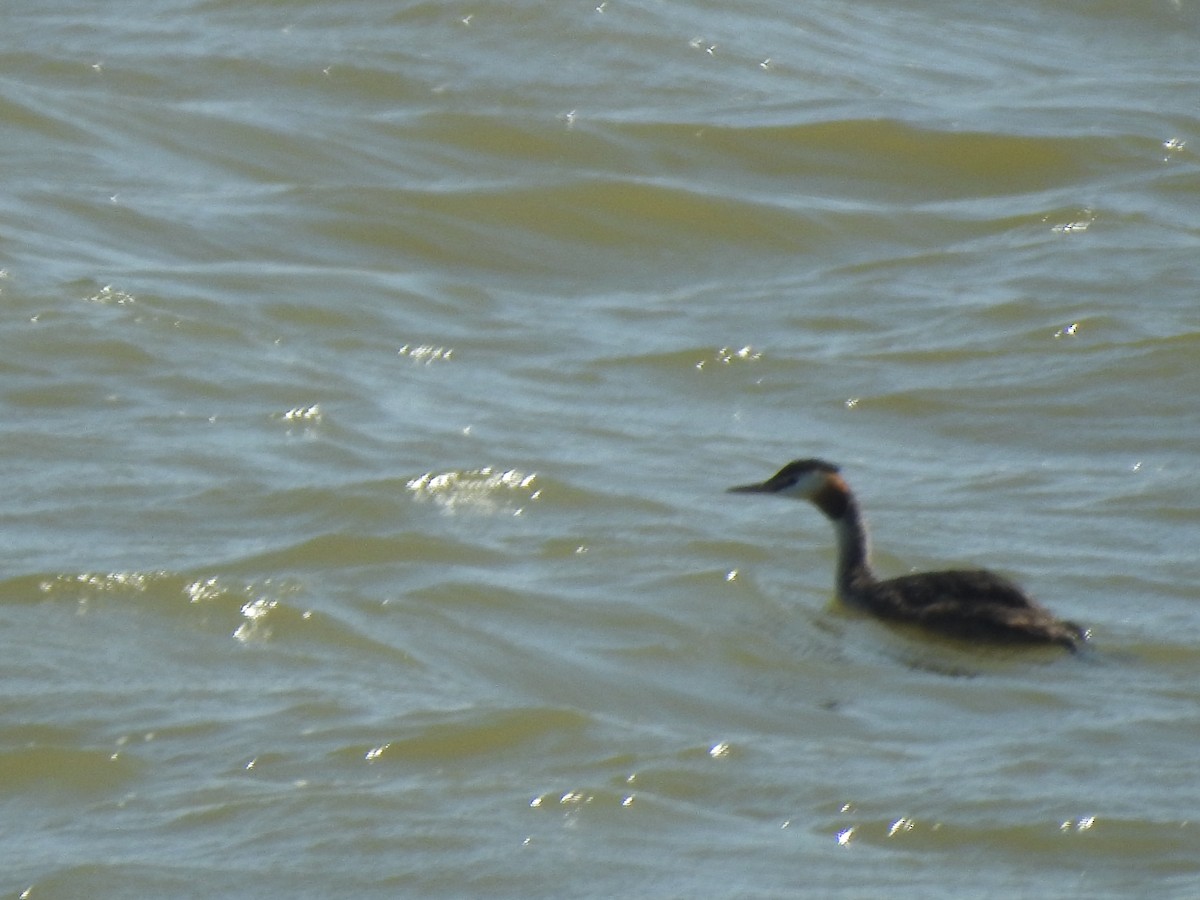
xmin=729 ymin=458 xmax=1085 ymax=651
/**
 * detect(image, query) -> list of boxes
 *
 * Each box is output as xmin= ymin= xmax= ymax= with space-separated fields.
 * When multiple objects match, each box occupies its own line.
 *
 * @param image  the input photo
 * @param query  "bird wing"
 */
xmin=858 ymin=570 xmax=1080 ymax=649
xmin=874 ymin=569 xmax=1033 ymax=611
xmin=867 ymin=569 xmax=1078 ymax=645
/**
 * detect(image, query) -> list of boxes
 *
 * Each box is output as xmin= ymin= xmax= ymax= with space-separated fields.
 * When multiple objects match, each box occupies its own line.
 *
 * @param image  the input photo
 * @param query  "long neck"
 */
xmin=812 ymin=478 xmax=876 ymax=597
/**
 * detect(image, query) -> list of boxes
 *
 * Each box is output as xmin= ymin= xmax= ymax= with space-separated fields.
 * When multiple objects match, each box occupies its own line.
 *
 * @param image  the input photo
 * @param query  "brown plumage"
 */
xmin=729 ymin=458 xmax=1086 ymax=651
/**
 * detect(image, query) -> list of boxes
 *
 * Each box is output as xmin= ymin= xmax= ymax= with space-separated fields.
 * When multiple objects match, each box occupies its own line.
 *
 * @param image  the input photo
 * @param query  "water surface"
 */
xmin=3 ymin=0 xmax=1200 ymax=896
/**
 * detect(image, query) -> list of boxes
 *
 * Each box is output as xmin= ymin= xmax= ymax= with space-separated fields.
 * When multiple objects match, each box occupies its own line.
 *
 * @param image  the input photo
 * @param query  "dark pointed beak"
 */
xmin=728 ymin=481 xmax=772 ymax=494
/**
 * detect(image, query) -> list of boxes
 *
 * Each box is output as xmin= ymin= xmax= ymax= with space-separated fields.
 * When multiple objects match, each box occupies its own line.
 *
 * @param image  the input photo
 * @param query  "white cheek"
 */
xmin=790 ymin=473 xmax=824 ymax=496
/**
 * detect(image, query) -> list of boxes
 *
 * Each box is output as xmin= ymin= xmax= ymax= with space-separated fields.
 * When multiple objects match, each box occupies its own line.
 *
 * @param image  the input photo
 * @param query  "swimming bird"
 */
xmin=729 ymin=459 xmax=1085 ymax=651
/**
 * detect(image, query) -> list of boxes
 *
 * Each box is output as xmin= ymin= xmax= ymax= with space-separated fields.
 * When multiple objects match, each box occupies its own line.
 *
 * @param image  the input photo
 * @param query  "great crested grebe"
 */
xmin=729 ymin=459 xmax=1086 ymax=651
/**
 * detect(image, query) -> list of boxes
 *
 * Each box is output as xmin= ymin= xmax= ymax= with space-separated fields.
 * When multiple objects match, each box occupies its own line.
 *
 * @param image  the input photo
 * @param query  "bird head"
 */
xmin=728 ymin=458 xmax=850 ymax=519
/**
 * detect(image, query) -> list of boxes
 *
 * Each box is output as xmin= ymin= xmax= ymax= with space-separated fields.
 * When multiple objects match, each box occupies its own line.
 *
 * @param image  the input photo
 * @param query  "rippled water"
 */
xmin=3 ymin=0 xmax=1200 ymax=896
